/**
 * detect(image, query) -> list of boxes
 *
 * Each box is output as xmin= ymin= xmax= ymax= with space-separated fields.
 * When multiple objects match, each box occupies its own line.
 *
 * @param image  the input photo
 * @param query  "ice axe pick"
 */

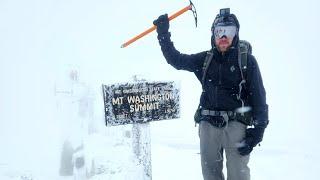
xmin=121 ymin=0 xmax=197 ymax=48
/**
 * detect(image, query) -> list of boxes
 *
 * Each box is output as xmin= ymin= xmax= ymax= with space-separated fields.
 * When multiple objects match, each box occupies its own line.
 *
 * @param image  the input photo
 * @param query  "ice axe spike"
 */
xmin=121 ymin=0 xmax=197 ymax=48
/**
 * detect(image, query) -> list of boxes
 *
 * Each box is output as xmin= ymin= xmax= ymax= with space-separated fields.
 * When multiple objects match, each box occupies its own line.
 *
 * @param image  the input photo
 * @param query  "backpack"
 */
xmin=202 ymin=40 xmax=252 ymax=85
xmin=194 ymin=40 xmax=253 ymax=125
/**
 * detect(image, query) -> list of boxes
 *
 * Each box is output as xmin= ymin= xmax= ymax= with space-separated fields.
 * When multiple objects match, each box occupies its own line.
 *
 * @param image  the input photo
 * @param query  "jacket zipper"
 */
xmin=215 ymin=86 xmax=218 ymax=107
xmin=215 ymin=63 xmax=222 ymax=108
xmin=218 ymin=63 xmax=222 ymax=85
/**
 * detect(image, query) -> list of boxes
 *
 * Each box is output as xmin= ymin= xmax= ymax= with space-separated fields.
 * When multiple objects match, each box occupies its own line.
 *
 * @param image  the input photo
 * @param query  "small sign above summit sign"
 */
xmin=102 ymin=81 xmax=180 ymax=126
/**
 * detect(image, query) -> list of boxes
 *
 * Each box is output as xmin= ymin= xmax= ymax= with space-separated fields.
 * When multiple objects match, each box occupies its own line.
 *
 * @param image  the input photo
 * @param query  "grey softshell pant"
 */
xmin=199 ymin=120 xmax=250 ymax=180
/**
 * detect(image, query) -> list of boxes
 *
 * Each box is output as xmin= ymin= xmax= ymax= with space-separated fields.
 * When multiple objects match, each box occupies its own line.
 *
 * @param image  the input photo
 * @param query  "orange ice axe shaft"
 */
xmin=121 ymin=1 xmax=197 ymax=48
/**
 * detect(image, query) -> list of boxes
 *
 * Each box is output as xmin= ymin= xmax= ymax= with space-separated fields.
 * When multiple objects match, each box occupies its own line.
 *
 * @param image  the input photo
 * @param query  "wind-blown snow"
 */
xmin=1 ymin=0 xmax=320 ymax=179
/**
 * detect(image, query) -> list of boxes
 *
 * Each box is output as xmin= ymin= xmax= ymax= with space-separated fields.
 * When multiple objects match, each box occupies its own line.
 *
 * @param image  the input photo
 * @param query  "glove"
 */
xmin=153 ymin=14 xmax=170 ymax=35
xmin=238 ymin=127 xmax=265 ymax=156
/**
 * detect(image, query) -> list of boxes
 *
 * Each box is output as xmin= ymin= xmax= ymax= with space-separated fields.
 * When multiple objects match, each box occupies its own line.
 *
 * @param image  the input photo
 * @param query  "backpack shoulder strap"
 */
xmin=201 ymin=51 xmax=214 ymax=89
xmin=239 ymin=40 xmax=251 ymax=81
xmin=201 ymin=41 xmax=250 ymax=88
xmin=237 ymin=40 xmax=251 ymax=113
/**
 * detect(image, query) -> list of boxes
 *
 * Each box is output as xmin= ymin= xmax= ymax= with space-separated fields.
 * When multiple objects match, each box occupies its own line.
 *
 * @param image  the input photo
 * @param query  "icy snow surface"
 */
xmin=1 ymin=0 xmax=320 ymax=179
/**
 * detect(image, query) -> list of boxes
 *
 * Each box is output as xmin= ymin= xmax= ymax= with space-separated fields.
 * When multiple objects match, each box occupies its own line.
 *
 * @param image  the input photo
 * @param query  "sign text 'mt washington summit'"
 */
xmin=102 ymin=81 xmax=180 ymax=126
xmin=112 ymin=93 xmax=175 ymax=113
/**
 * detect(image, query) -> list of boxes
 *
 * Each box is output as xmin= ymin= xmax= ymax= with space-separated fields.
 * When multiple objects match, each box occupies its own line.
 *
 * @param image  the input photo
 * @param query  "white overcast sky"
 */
xmin=0 ymin=0 xmax=320 ymax=176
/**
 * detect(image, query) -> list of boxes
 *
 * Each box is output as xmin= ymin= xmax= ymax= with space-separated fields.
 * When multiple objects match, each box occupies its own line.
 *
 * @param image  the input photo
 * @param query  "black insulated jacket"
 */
xmin=157 ymin=33 xmax=269 ymax=128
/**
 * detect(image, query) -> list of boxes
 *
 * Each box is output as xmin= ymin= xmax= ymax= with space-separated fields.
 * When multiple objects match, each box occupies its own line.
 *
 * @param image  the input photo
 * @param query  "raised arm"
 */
xmin=153 ymin=14 xmax=206 ymax=72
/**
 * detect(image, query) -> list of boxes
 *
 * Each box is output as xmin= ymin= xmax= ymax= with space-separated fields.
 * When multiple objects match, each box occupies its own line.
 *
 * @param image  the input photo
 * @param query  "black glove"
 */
xmin=153 ymin=14 xmax=169 ymax=35
xmin=238 ymin=127 xmax=265 ymax=156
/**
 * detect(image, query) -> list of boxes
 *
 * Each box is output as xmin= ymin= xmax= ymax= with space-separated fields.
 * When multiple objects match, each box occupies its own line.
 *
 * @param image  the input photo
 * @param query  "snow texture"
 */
xmin=1 ymin=0 xmax=320 ymax=179
xmin=102 ymin=81 xmax=180 ymax=126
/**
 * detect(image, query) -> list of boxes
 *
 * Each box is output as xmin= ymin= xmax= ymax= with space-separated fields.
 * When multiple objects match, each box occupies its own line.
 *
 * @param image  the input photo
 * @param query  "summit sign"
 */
xmin=102 ymin=81 xmax=180 ymax=126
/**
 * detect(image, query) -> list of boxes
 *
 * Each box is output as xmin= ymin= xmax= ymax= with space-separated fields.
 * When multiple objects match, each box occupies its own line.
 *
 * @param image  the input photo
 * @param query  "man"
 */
xmin=153 ymin=8 xmax=269 ymax=180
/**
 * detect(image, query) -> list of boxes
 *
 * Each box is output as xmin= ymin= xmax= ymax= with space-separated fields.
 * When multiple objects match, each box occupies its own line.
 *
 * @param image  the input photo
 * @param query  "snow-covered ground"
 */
xmin=1 ymin=0 xmax=320 ymax=179
xmin=2 ymin=120 xmax=317 ymax=180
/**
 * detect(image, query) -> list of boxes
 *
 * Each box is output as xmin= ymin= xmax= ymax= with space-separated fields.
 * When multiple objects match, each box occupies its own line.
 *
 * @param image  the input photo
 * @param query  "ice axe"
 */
xmin=121 ymin=0 xmax=197 ymax=48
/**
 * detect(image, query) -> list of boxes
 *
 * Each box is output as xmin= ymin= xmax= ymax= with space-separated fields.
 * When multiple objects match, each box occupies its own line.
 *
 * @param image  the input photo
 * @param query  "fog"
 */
xmin=0 ymin=0 xmax=320 ymax=179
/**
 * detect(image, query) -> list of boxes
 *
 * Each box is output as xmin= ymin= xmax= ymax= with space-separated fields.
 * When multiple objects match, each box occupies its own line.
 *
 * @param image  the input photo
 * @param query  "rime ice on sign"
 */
xmin=102 ymin=81 xmax=180 ymax=126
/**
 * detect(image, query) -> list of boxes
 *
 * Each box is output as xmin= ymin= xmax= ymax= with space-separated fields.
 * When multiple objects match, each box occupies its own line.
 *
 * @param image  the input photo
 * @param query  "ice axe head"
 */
xmin=168 ymin=0 xmax=197 ymax=27
xmin=189 ymin=0 xmax=198 ymax=27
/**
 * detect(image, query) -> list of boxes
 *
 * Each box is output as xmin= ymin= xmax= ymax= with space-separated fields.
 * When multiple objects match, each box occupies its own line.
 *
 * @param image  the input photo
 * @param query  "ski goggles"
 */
xmin=213 ymin=25 xmax=237 ymax=39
